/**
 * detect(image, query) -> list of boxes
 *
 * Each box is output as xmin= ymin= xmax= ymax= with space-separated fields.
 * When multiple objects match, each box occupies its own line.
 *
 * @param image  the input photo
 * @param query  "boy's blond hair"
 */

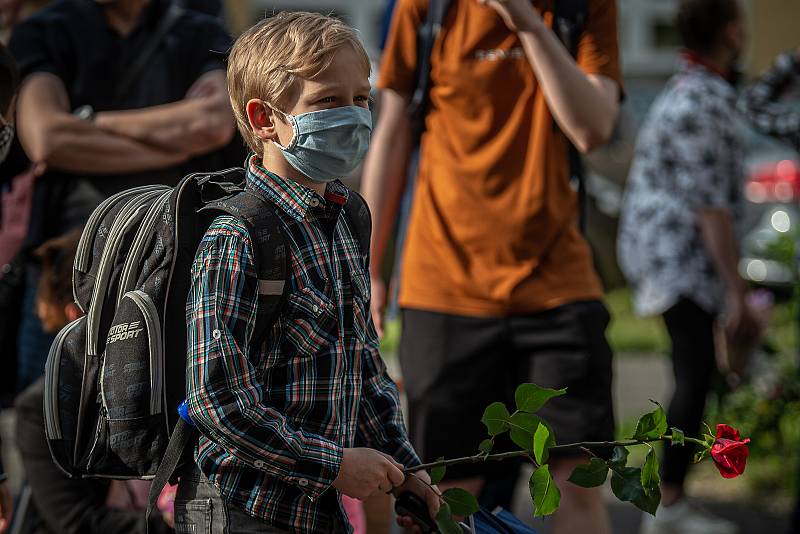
xmin=227 ymin=11 xmax=371 ymax=157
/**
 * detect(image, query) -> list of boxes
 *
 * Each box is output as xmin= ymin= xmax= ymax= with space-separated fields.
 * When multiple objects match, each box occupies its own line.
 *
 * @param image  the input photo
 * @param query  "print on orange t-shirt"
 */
xmin=378 ymin=0 xmax=623 ymax=317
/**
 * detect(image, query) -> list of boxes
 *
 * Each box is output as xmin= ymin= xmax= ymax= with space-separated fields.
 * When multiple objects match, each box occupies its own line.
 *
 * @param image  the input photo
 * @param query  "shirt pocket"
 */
xmin=283 ymin=285 xmax=339 ymax=358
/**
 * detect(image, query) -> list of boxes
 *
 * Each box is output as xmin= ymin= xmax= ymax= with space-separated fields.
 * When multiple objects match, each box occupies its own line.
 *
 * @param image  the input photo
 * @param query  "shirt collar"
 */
xmin=246 ymin=155 xmax=349 ymax=221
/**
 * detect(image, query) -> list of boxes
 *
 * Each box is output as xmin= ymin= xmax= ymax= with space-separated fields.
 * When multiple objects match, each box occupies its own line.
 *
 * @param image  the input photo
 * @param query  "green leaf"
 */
xmin=633 ymin=486 xmax=661 ymax=516
xmin=641 ymin=449 xmax=660 ymax=497
xmin=610 ymin=467 xmax=660 ymax=516
xmin=515 ymin=383 xmax=568 ymax=413
xmin=610 ymin=467 xmax=643 ymax=502
xmin=568 ymin=458 xmax=609 ymax=488
xmin=430 ymin=457 xmax=446 ymax=486
xmin=507 ymin=412 xmax=541 ymax=451
xmin=608 ymin=446 xmax=629 ymax=470
xmin=481 ymin=402 xmax=511 ymax=436
xmin=670 ymin=427 xmax=685 ymax=447
xmin=435 ymin=502 xmax=463 ymax=534
xmin=533 ymin=422 xmax=554 ymax=464
xmin=529 ymin=465 xmax=561 ymax=517
xmin=442 ymin=488 xmax=480 ymax=517
xmin=632 ymin=403 xmax=668 ymax=440
xmin=478 ymin=439 xmax=494 ymax=456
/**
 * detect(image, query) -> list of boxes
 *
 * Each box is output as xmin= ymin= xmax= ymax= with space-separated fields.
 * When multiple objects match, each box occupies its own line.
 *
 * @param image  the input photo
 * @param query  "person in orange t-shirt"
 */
xmin=361 ymin=1 xmax=621 ymax=532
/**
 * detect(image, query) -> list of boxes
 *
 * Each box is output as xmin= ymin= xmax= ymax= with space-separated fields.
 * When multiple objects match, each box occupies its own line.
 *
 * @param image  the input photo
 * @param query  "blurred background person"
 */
xmin=617 ymin=1 xmax=759 ymax=533
xmin=0 ymin=39 xmax=19 ymax=534
xmin=6 ymin=0 xmax=239 ymax=397
xmin=11 ymin=229 xmax=174 ymax=534
xmin=362 ymin=0 xmax=622 ymax=533
xmin=1 ymin=0 xmax=224 ymax=37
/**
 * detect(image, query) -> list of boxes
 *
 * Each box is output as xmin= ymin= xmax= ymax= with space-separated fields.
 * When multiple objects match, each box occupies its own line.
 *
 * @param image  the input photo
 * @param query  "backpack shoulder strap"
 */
xmin=553 ymin=0 xmax=589 ymax=55
xmin=409 ymin=0 xmax=453 ymax=139
xmin=553 ymin=0 xmax=590 ymax=233
xmin=200 ymin=188 xmax=289 ymax=351
xmin=343 ymin=190 xmax=372 ymax=260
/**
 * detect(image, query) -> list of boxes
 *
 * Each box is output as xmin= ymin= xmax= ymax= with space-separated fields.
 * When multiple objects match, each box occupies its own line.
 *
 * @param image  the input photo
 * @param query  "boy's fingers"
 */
xmin=396 ymin=515 xmax=423 ymax=534
xmin=386 ymin=462 xmax=406 ymax=487
xmin=426 ymin=486 xmax=441 ymax=517
xmin=378 ymin=451 xmax=404 ymax=471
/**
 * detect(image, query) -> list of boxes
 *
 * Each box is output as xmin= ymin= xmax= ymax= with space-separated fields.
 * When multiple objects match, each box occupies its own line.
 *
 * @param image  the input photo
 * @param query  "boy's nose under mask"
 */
xmin=274 ymin=106 xmax=372 ymax=184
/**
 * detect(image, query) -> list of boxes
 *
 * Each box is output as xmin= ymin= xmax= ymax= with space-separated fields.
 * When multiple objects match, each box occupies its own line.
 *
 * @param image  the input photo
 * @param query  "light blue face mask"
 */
xmin=273 ymin=105 xmax=373 ymax=184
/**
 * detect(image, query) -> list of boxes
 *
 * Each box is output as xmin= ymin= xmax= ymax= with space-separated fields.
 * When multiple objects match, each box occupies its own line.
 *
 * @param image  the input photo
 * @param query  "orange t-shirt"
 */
xmin=378 ymin=0 xmax=622 ymax=317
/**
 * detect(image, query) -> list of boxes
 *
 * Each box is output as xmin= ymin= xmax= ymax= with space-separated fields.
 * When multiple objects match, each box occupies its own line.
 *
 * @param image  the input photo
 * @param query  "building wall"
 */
xmin=224 ymin=0 xmax=389 ymax=60
xmin=747 ymin=0 xmax=800 ymax=75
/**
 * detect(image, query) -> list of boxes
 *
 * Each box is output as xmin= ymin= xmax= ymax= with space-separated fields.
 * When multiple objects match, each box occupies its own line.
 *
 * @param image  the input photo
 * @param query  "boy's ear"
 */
xmin=245 ymin=99 xmax=279 ymax=143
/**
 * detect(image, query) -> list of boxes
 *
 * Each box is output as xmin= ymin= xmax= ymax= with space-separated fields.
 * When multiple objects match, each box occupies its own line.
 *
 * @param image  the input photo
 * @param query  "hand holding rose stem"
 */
xmin=391 ymin=384 xmax=750 ymax=533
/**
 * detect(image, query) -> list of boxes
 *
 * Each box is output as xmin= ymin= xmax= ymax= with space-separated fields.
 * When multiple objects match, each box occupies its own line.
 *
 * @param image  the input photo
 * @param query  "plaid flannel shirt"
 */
xmin=185 ymin=156 xmax=420 ymax=533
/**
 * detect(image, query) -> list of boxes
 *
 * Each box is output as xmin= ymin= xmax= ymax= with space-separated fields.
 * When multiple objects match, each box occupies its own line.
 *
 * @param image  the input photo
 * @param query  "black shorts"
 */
xmin=399 ymin=300 xmax=614 ymax=479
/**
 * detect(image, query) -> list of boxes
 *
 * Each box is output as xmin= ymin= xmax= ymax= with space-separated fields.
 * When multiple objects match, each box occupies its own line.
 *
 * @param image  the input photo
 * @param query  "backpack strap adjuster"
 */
xmin=258 ymin=279 xmax=286 ymax=296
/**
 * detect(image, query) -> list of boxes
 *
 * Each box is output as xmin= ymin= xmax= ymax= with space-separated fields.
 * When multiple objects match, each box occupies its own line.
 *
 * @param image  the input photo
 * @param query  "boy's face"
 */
xmin=271 ymin=44 xmax=371 ymax=148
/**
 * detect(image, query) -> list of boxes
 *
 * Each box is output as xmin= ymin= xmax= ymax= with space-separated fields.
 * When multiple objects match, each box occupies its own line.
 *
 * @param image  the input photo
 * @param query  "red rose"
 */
xmin=710 ymin=424 xmax=750 ymax=479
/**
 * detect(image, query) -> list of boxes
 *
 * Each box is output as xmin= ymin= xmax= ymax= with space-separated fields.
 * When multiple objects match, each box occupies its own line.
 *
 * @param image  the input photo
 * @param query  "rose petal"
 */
xmin=711 ymin=439 xmax=750 ymax=478
xmin=716 ymin=424 xmax=741 ymax=441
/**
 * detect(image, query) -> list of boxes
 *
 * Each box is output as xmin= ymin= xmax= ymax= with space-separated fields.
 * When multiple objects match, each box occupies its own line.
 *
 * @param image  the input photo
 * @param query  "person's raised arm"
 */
xmin=359 ymin=89 xmax=413 ymax=336
xmin=94 ymin=70 xmax=236 ymax=156
xmin=739 ymin=51 xmax=800 ymax=152
xmin=480 ymin=0 xmax=620 ymax=152
xmin=16 ymin=73 xmax=189 ymax=175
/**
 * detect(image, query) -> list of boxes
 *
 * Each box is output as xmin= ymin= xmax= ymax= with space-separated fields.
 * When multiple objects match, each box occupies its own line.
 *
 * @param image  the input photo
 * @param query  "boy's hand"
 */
xmin=395 ymin=471 xmax=441 ymax=533
xmin=333 ymin=448 xmax=405 ymax=500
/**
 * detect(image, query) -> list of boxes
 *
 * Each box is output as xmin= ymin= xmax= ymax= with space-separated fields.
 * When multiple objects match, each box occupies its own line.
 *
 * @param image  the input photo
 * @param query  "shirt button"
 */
xmin=309 ymin=198 xmax=321 ymax=208
xmin=254 ymin=460 xmax=265 ymax=468
xmin=297 ymin=478 xmax=309 ymax=487
xmin=312 ymin=305 xmax=320 ymax=314
xmin=212 ymin=329 xmax=221 ymax=340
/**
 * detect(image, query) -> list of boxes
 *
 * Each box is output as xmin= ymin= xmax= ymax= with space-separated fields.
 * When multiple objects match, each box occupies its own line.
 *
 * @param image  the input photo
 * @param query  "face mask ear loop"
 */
xmin=269 ymin=105 xmax=299 ymax=151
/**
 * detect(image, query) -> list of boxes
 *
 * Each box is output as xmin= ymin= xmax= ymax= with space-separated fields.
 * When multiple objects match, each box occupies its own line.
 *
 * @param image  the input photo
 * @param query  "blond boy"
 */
xmin=178 ymin=12 xmax=438 ymax=534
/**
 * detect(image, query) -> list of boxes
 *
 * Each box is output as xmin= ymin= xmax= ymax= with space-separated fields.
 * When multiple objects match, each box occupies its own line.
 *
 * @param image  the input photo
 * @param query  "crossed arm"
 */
xmin=16 ymin=70 xmax=235 ymax=176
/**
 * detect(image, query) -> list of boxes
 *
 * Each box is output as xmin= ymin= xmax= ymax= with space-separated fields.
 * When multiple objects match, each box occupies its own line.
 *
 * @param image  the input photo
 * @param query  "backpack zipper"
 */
xmin=117 ymin=191 xmax=172 ymax=306
xmin=86 ymin=190 xmax=163 ymax=357
xmin=74 ymin=184 xmax=168 ymax=278
xmin=127 ymin=290 xmax=164 ymax=415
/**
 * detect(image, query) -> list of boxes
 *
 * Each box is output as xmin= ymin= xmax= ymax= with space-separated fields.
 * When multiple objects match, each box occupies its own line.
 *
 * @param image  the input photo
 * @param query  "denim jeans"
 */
xmin=175 ymin=463 xmax=287 ymax=534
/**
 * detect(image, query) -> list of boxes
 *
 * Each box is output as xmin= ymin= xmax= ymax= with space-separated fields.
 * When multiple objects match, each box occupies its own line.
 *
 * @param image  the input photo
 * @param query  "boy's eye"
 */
xmin=316 ymin=96 xmax=336 ymax=104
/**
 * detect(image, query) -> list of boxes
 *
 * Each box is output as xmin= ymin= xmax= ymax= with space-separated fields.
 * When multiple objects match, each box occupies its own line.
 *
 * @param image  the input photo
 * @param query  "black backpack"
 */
xmin=42 ymin=167 xmax=371 ymax=519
